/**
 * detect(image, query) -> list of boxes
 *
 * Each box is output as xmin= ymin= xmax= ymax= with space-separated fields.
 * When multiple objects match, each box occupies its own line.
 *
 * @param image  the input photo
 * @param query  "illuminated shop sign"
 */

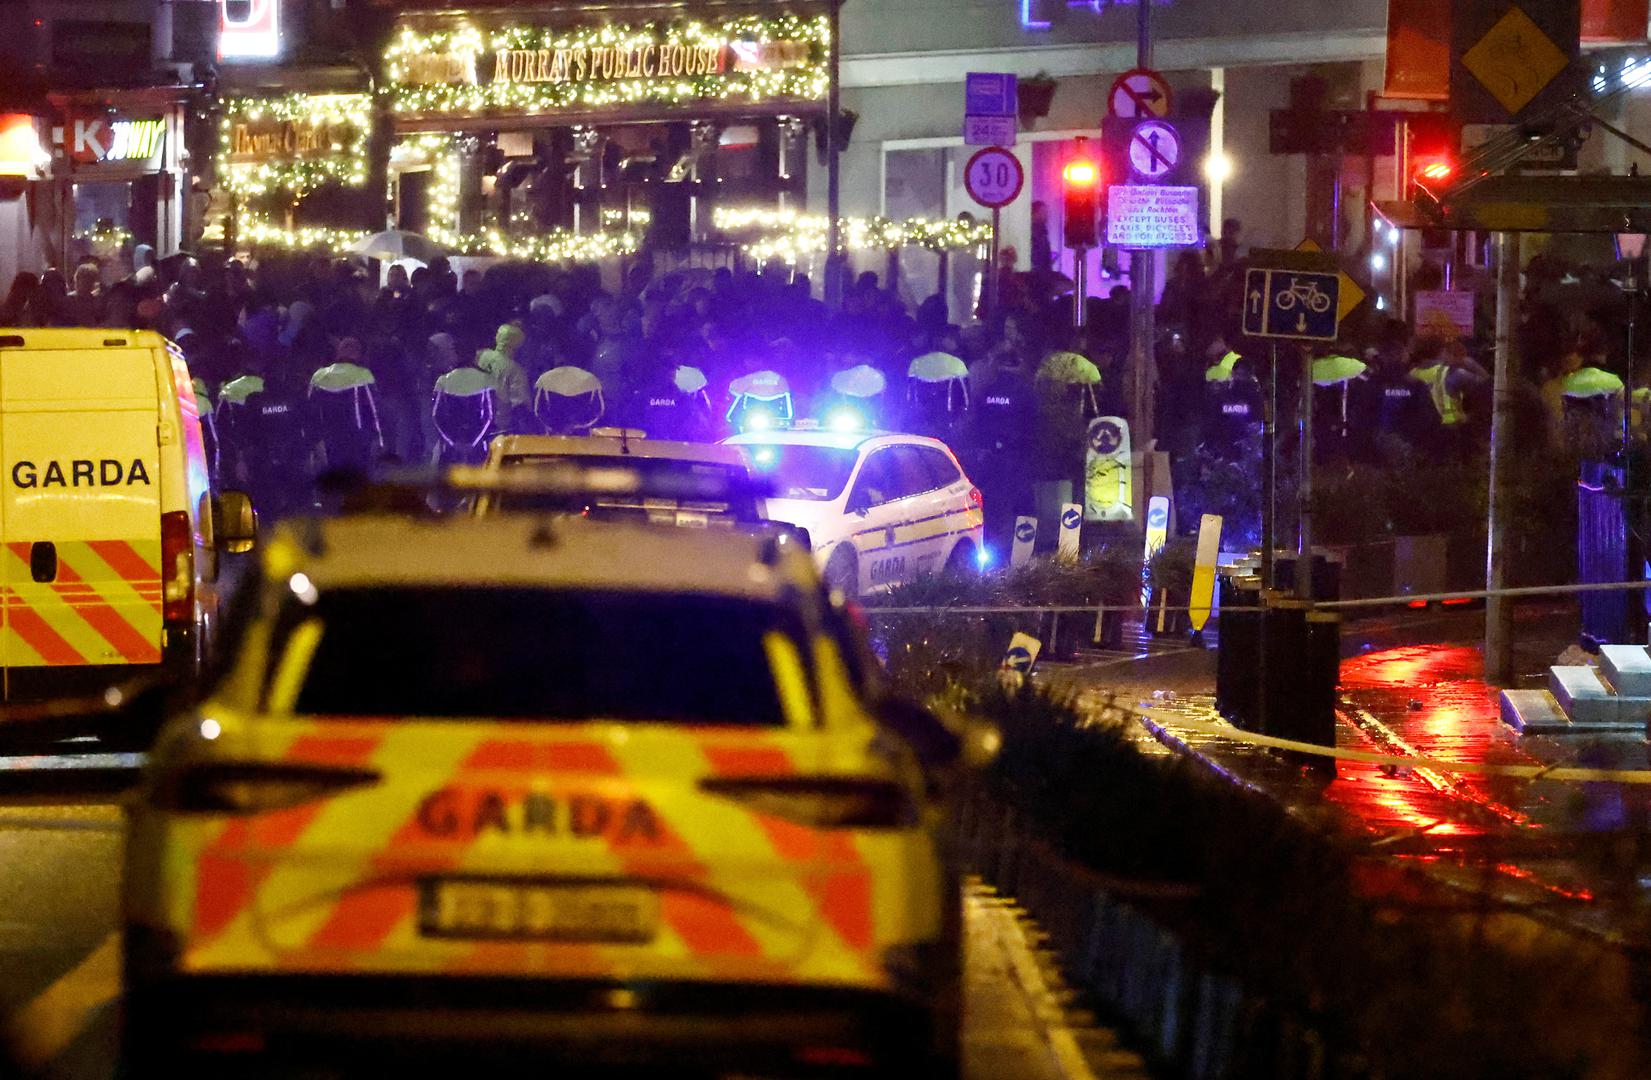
xmin=52 ymin=114 xmax=166 ymax=166
xmin=386 ymin=14 xmax=829 ymax=116
xmin=219 ymin=0 xmax=280 ymax=60
xmin=218 ymin=94 xmax=373 ymax=196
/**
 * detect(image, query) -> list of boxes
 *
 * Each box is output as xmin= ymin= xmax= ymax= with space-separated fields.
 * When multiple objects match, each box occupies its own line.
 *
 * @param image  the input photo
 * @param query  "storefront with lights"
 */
xmin=214 ymin=1 xmax=992 ymax=274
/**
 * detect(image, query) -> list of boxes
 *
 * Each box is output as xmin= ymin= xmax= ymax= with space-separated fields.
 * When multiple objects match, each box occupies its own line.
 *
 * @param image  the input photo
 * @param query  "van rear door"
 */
xmin=0 ymin=343 xmax=164 ymax=676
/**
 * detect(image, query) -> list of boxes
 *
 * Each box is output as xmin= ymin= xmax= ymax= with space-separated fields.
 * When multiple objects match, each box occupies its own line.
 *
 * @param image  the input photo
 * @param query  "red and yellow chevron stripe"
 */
xmin=178 ymin=721 xmax=925 ymax=990
xmin=2 ymin=539 xmax=163 ymax=667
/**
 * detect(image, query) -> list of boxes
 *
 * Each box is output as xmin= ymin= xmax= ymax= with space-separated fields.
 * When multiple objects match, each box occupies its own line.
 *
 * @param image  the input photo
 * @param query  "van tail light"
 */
xmin=160 ymin=510 xmax=194 ymax=624
xmin=699 ymin=775 xmax=916 ymax=829
xmin=968 ymin=486 xmax=983 ymax=511
xmin=154 ymin=761 xmax=382 ymax=814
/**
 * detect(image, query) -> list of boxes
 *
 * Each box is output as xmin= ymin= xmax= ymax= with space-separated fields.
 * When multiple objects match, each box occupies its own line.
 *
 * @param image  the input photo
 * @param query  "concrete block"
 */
xmin=1601 ymin=644 xmax=1651 ymax=697
xmin=1502 ymin=689 xmax=1644 ymax=734
xmin=1500 ymin=689 xmax=1569 ymax=733
xmin=1549 ymin=665 xmax=1617 ymax=725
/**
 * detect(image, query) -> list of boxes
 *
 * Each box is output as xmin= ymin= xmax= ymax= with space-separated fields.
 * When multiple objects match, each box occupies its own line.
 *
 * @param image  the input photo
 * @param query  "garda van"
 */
xmin=0 ymin=329 xmax=254 ymax=700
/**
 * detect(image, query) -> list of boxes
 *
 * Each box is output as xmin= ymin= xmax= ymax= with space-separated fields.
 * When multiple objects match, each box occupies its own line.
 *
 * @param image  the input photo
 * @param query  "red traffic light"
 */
xmin=1416 ymin=158 xmax=1454 ymax=183
xmin=1063 ymin=159 xmax=1100 ymax=188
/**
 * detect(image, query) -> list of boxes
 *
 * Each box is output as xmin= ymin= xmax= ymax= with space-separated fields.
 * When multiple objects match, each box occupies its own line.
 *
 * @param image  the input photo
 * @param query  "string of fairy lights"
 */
xmin=216 ymin=15 xmax=987 ymax=262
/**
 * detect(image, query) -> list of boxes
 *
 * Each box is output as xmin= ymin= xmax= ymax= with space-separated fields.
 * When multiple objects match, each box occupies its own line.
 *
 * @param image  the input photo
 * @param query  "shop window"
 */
xmin=884 ymin=148 xmax=946 ymax=219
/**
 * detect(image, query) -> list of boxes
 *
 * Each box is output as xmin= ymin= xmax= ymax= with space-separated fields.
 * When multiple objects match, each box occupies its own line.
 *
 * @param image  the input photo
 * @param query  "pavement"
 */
xmin=0 ymin=764 xmax=1144 ymax=1080
xmin=1051 ymin=603 xmax=1651 ymax=947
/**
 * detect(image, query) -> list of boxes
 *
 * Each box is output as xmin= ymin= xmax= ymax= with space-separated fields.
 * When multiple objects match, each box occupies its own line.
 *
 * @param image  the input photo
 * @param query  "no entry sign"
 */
xmin=965 ymin=146 xmax=1024 ymax=209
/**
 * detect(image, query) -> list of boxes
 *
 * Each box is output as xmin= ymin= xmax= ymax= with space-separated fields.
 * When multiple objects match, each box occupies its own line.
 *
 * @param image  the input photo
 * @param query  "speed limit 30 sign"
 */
xmin=965 ymin=147 xmax=1024 ymax=209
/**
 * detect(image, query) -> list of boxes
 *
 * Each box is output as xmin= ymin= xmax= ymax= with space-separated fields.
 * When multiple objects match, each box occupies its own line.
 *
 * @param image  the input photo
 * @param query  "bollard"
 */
xmin=1298 ymin=610 xmax=1341 ymax=774
xmin=1216 ymin=574 xmax=1263 ymax=728
xmin=1260 ymin=595 xmax=1311 ymax=738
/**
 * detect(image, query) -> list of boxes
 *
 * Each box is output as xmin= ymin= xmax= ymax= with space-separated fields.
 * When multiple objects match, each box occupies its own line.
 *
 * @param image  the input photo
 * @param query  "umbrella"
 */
xmin=1037 ymin=351 xmax=1102 ymax=386
xmin=908 ymin=352 xmax=968 ymax=383
xmin=830 ymin=364 xmax=887 ymax=398
xmin=310 ymin=363 xmax=376 ymax=393
xmin=434 ymin=367 xmax=495 ymax=398
xmin=730 ymin=370 xmax=791 ymax=399
xmin=536 ymin=366 xmax=603 ymax=398
xmin=1312 ymin=355 xmax=1368 ymax=387
xmin=347 ymin=229 xmax=446 ymax=263
xmin=1561 ymin=367 xmax=1625 ymax=399
xmin=1205 ymin=351 xmax=1241 ymax=383
xmin=218 ymin=374 xmax=264 ymax=406
xmin=673 ymin=365 xmax=709 ymax=394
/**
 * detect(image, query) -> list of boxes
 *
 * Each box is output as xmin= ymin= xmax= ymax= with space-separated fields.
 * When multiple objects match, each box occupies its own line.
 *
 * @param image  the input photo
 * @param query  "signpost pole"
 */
xmin=1485 ymin=230 xmax=1518 ymax=684
xmin=1262 ymin=342 xmax=1277 ymax=591
xmin=1074 ymin=245 xmax=1088 ymax=328
xmin=826 ymin=0 xmax=843 ymax=308
xmin=1297 ymin=343 xmax=1314 ymax=601
xmin=1128 ymin=0 xmax=1158 ymax=448
xmin=988 ymin=206 xmax=1000 ymax=321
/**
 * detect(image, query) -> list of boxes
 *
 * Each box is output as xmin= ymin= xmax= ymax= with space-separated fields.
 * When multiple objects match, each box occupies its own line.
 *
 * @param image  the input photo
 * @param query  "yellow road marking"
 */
xmin=10 ymin=931 xmax=120 ymax=1068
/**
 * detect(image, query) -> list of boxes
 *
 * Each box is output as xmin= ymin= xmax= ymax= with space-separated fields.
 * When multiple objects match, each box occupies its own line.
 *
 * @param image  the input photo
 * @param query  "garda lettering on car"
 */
xmin=10 ymin=458 xmax=153 ymax=489
xmin=416 ymin=787 xmax=664 ymax=844
xmin=868 ymin=555 xmax=907 ymax=586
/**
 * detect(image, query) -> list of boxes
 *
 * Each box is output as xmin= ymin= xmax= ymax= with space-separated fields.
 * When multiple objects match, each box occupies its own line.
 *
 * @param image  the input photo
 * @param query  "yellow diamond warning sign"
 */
xmin=1461 ymin=6 xmax=1571 ymax=118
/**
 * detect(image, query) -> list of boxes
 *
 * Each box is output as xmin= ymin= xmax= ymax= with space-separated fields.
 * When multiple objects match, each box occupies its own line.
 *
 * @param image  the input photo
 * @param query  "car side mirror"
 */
xmin=214 ymin=490 xmax=258 ymax=554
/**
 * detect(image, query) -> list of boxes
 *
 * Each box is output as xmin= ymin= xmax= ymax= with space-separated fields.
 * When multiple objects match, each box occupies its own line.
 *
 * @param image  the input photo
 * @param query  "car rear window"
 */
xmin=271 ymin=588 xmax=799 ymax=726
xmin=741 ymin=444 xmax=859 ymax=501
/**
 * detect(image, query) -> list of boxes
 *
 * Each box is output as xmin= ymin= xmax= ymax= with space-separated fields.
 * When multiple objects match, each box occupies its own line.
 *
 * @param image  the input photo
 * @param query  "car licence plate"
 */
xmin=419 ymin=879 xmax=660 ymax=943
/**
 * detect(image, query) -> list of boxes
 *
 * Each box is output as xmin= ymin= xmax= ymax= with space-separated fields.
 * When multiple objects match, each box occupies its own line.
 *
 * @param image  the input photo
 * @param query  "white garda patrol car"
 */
xmin=725 ymin=429 xmax=984 ymax=596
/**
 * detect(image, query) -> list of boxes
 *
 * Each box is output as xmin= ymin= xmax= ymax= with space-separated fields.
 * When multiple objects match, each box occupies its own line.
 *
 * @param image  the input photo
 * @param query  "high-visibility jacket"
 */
xmin=1411 ymin=364 xmax=1466 ymax=426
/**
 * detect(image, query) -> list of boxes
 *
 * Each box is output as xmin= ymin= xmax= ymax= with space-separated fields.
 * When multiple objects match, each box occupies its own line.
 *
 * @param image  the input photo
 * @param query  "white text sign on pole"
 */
xmin=1106 ymin=185 xmax=1201 ymax=249
xmin=965 ymin=116 xmax=1017 ymax=147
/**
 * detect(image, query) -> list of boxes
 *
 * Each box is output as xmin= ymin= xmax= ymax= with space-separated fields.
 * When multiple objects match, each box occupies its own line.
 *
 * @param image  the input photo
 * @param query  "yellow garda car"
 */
xmin=121 ymin=511 xmax=964 ymax=1075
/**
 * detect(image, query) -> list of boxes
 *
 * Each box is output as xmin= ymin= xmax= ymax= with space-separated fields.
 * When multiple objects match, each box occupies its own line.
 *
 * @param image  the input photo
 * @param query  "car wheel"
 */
xmin=943 ymin=540 xmax=977 ymax=577
xmin=824 ymin=546 xmax=859 ymax=597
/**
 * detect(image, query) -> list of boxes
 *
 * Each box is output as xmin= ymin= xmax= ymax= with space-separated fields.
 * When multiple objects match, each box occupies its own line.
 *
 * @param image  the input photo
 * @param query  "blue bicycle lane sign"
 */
xmin=1242 ymin=268 xmax=1340 ymax=341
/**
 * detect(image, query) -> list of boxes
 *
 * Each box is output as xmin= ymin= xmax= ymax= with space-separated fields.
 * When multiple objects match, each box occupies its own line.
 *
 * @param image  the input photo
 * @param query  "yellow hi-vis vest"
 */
xmin=1411 ymin=364 xmax=1465 ymax=426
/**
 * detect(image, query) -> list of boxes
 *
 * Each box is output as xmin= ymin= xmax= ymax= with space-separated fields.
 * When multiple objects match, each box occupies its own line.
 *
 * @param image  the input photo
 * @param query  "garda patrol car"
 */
xmin=725 ymin=429 xmax=983 ymax=596
xmin=0 ymin=329 xmax=252 ymax=699
xmin=122 ymin=512 xmax=962 ymax=1072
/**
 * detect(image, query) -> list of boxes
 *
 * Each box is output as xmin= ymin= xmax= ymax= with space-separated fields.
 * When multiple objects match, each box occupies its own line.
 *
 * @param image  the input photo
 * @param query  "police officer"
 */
xmin=1201 ymin=350 xmax=1263 ymax=459
xmin=218 ymin=365 xmax=310 ymax=519
xmin=1409 ymin=334 xmax=1487 ymax=454
xmin=1354 ymin=349 xmax=1431 ymax=457
xmin=962 ymin=344 xmax=1037 ymax=556
xmin=630 ymin=365 xmax=714 ymax=442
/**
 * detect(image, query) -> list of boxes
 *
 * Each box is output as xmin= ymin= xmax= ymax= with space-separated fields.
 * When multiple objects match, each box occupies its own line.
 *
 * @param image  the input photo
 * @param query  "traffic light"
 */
xmin=1406 ymin=113 xmax=1460 ymax=199
xmin=1062 ymin=146 xmax=1101 ymax=249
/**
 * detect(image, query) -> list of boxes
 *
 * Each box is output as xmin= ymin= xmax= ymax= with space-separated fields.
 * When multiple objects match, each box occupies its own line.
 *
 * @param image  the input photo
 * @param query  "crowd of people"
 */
xmin=0 ymin=220 xmax=1643 ymax=545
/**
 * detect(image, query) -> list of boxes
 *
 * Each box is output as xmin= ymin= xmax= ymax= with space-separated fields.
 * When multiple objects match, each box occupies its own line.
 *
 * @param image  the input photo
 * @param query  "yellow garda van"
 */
xmin=0 ymin=329 xmax=254 ymax=700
